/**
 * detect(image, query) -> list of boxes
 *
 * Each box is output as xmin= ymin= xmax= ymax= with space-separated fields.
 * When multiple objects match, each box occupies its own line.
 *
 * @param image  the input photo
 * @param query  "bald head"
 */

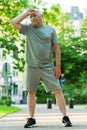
xmin=29 ymin=9 xmax=43 ymax=27
xmin=35 ymin=9 xmax=42 ymax=15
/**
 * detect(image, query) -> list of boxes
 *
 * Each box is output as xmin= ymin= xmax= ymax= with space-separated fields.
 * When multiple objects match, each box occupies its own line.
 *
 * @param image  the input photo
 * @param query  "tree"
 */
xmin=0 ymin=0 xmax=29 ymax=72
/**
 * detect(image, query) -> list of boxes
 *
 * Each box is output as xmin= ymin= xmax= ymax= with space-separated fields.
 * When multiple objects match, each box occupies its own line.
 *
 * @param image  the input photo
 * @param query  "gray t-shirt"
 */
xmin=20 ymin=24 xmax=59 ymax=68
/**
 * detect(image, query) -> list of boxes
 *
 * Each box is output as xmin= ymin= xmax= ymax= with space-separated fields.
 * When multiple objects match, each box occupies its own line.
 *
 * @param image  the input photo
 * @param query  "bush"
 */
xmin=1 ymin=96 xmax=7 ymax=100
xmin=36 ymin=81 xmax=55 ymax=103
xmin=62 ymin=83 xmax=87 ymax=104
xmin=6 ymin=98 xmax=12 ymax=106
xmin=0 ymin=96 xmax=12 ymax=106
xmin=0 ymin=100 xmax=6 ymax=105
xmin=36 ymin=93 xmax=55 ymax=104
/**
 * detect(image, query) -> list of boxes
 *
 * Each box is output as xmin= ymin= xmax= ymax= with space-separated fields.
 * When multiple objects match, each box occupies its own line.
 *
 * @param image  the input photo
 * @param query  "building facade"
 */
xmin=0 ymin=49 xmax=25 ymax=104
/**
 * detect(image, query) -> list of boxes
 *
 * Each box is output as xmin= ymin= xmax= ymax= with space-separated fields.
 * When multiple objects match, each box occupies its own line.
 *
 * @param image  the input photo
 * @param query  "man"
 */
xmin=10 ymin=8 xmax=72 ymax=128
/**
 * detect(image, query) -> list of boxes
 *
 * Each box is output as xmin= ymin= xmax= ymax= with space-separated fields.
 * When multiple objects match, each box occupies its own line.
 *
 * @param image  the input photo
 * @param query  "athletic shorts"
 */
xmin=24 ymin=65 xmax=61 ymax=92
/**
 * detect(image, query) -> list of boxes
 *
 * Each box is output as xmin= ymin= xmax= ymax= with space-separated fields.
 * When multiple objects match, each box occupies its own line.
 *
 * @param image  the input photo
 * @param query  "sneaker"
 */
xmin=24 ymin=117 xmax=36 ymax=128
xmin=62 ymin=116 xmax=72 ymax=127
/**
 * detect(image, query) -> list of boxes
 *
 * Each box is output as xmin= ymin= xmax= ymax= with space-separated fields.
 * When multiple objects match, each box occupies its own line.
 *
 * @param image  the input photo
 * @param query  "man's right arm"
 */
xmin=10 ymin=13 xmax=27 ymax=30
xmin=10 ymin=9 xmax=35 ymax=30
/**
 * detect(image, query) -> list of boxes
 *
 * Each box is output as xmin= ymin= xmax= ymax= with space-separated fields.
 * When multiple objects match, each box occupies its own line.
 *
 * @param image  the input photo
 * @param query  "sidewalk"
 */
xmin=0 ymin=104 xmax=87 ymax=130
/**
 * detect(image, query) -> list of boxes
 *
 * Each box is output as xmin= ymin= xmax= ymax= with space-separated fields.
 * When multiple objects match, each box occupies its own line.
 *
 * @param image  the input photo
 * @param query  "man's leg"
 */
xmin=54 ymin=89 xmax=72 ymax=127
xmin=24 ymin=92 xmax=36 ymax=128
xmin=27 ymin=92 xmax=36 ymax=118
xmin=54 ymin=90 xmax=66 ymax=116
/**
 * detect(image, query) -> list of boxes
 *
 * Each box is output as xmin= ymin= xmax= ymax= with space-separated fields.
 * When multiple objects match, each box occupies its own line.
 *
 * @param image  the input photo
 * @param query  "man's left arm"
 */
xmin=53 ymin=44 xmax=61 ymax=79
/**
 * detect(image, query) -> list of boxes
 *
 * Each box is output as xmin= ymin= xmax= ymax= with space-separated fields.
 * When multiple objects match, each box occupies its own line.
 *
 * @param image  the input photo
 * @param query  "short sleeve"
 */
xmin=52 ymin=28 xmax=60 ymax=44
xmin=19 ymin=24 xmax=29 ymax=35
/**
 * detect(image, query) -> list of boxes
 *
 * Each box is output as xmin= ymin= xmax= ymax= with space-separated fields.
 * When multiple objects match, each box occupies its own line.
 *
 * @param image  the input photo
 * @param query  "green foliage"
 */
xmin=0 ymin=0 xmax=29 ymax=72
xmin=36 ymin=81 xmax=55 ymax=103
xmin=62 ymin=82 xmax=87 ymax=104
xmin=0 ymin=100 xmax=6 ymax=105
xmin=1 ymin=96 xmax=7 ymax=100
xmin=0 ymin=96 xmax=12 ymax=106
xmin=0 ymin=96 xmax=7 ymax=105
xmin=6 ymin=98 xmax=12 ymax=106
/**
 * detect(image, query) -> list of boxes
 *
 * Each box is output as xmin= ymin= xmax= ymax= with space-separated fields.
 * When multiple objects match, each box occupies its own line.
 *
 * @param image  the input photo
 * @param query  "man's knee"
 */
xmin=28 ymin=91 xmax=36 ymax=97
xmin=54 ymin=89 xmax=63 ymax=96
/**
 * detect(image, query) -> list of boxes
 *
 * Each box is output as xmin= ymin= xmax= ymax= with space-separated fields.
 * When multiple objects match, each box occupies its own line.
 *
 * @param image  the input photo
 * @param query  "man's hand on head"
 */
xmin=26 ymin=8 xmax=36 ymax=16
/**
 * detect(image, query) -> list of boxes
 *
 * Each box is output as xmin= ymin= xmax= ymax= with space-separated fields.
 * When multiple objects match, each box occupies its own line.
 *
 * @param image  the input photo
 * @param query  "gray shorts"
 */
xmin=24 ymin=65 xmax=61 ymax=92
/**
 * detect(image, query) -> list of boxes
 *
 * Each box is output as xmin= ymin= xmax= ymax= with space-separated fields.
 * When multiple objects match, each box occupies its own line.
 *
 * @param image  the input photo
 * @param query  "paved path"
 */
xmin=0 ymin=104 xmax=87 ymax=130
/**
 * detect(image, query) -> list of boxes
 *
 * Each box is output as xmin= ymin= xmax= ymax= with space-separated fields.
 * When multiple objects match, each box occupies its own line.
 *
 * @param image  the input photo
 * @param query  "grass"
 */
xmin=0 ymin=105 xmax=21 ymax=118
xmin=84 ymin=105 xmax=87 ymax=108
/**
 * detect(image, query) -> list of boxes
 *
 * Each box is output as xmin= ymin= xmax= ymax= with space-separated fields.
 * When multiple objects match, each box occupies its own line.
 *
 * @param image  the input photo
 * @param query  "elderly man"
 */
xmin=10 ymin=8 xmax=72 ymax=128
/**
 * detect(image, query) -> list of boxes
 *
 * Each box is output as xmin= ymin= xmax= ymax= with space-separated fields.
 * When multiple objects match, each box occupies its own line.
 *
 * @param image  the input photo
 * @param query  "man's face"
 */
xmin=29 ymin=11 xmax=42 ymax=27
